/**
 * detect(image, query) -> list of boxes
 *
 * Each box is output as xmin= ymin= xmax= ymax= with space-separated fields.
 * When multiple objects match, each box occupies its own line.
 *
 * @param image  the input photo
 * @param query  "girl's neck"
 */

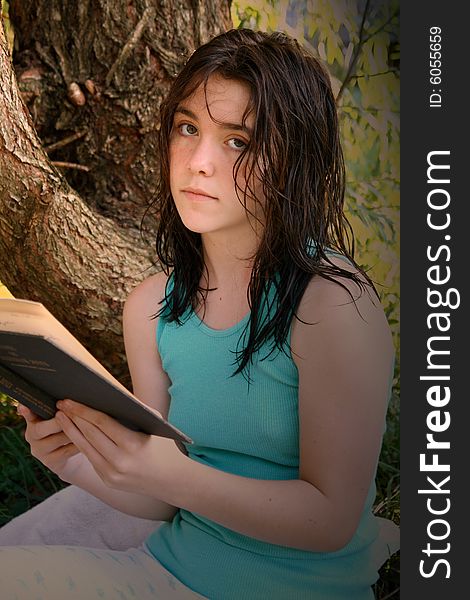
xmin=194 ymin=233 xmax=256 ymax=330
xmin=200 ymin=232 xmax=257 ymax=290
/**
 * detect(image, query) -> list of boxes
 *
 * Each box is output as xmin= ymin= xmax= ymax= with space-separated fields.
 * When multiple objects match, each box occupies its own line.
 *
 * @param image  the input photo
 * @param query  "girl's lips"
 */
xmin=182 ymin=189 xmax=218 ymax=201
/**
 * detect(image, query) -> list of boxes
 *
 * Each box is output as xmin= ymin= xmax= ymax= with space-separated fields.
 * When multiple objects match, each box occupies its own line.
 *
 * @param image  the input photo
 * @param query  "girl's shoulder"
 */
xmin=292 ymin=255 xmax=393 ymax=360
xmin=301 ymin=254 xmax=377 ymax=314
xmin=124 ymin=271 xmax=170 ymax=320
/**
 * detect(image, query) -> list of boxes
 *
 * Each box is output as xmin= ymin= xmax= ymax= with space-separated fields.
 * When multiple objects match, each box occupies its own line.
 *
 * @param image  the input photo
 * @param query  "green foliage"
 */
xmin=0 ymin=390 xmax=18 ymax=423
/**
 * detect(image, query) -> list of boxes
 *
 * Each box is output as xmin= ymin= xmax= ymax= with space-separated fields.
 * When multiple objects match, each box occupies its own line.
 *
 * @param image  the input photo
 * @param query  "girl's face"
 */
xmin=169 ymin=75 xmax=263 ymax=246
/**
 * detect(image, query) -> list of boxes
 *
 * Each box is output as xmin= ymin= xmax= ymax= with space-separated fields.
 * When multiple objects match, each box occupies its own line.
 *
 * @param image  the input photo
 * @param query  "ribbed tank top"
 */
xmin=145 ymin=280 xmax=382 ymax=599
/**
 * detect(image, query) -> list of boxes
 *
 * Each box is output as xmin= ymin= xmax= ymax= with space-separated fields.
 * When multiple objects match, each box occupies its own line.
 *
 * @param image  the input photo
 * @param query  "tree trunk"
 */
xmin=0 ymin=0 xmax=232 ymax=385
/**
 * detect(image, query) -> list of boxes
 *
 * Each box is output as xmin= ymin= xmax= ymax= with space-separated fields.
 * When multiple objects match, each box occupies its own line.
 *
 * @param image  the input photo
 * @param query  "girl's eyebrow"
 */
xmin=175 ymin=106 xmax=252 ymax=135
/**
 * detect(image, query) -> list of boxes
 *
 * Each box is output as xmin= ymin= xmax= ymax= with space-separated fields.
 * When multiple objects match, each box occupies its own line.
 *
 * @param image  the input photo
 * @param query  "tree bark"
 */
xmin=0 ymin=1 xmax=232 ymax=384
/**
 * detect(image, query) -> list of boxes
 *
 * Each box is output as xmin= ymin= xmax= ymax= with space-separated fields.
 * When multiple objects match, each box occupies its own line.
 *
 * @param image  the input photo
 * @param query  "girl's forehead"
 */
xmin=179 ymin=75 xmax=252 ymax=122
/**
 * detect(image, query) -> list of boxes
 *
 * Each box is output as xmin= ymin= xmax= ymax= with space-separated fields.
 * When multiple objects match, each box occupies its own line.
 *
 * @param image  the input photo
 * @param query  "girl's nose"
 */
xmin=187 ymin=139 xmax=215 ymax=176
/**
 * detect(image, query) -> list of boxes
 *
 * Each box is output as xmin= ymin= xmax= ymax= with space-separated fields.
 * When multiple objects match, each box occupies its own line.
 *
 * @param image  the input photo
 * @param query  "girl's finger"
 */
xmin=25 ymin=415 xmax=65 ymax=441
xmin=57 ymin=399 xmax=130 ymax=445
xmin=36 ymin=431 xmax=75 ymax=454
xmin=63 ymin=412 xmax=120 ymax=465
xmin=47 ymin=442 xmax=81 ymax=462
xmin=55 ymin=411 xmax=111 ymax=474
xmin=17 ymin=404 xmax=41 ymax=422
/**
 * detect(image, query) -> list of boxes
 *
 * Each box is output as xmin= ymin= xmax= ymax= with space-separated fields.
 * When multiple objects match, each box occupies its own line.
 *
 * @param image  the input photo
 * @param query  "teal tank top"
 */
xmin=145 ymin=279 xmax=382 ymax=599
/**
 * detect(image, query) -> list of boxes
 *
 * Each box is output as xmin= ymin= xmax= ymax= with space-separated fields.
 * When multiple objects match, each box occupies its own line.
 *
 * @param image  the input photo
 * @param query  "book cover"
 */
xmin=0 ymin=298 xmax=192 ymax=444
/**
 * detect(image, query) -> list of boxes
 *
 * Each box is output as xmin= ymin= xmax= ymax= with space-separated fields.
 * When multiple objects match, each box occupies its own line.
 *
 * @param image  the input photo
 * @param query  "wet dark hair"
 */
xmin=154 ymin=28 xmax=375 ymax=376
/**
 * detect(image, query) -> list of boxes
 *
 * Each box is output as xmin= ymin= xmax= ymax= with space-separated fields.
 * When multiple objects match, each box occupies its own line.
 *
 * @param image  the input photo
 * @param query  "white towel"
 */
xmin=0 ymin=485 xmax=159 ymax=549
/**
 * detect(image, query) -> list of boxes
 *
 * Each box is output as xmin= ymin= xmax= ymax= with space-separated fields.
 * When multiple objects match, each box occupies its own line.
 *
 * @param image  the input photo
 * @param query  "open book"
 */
xmin=0 ymin=298 xmax=192 ymax=444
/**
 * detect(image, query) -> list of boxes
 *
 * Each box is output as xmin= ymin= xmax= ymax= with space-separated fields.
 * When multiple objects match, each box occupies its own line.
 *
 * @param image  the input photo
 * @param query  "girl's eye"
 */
xmin=227 ymin=137 xmax=247 ymax=150
xmin=179 ymin=123 xmax=198 ymax=136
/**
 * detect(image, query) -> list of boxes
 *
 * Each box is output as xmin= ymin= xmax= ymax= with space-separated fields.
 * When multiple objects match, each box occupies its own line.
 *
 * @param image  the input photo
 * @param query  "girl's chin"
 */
xmin=180 ymin=220 xmax=217 ymax=235
xmin=178 ymin=214 xmax=222 ymax=235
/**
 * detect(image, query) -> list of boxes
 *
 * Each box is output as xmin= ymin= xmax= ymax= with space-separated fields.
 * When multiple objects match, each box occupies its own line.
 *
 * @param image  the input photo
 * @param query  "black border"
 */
xmin=401 ymin=2 xmax=467 ymax=596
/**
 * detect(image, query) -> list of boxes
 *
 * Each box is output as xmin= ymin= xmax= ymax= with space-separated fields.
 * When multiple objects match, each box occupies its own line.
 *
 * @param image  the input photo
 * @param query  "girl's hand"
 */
xmin=55 ymin=399 xmax=185 ymax=498
xmin=17 ymin=404 xmax=81 ymax=479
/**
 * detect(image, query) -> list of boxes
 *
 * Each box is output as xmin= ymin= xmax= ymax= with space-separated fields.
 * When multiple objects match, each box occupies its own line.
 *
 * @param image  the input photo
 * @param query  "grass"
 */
xmin=0 ymin=396 xmax=66 ymax=526
xmin=0 ymin=391 xmax=400 ymax=598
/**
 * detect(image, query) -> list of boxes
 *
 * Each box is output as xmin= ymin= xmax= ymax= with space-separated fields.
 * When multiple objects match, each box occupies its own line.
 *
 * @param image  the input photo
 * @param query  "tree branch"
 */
xmin=336 ymin=6 xmax=400 ymax=103
xmin=105 ymin=7 xmax=156 ymax=89
xmin=336 ymin=0 xmax=372 ymax=103
xmin=45 ymin=130 xmax=87 ymax=152
xmin=351 ymin=69 xmax=399 ymax=80
xmin=362 ymin=9 xmax=400 ymax=46
xmin=51 ymin=161 xmax=90 ymax=171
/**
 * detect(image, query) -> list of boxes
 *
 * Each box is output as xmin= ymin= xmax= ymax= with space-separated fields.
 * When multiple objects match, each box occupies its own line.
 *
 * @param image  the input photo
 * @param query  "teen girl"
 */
xmin=1 ymin=28 xmax=395 ymax=599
